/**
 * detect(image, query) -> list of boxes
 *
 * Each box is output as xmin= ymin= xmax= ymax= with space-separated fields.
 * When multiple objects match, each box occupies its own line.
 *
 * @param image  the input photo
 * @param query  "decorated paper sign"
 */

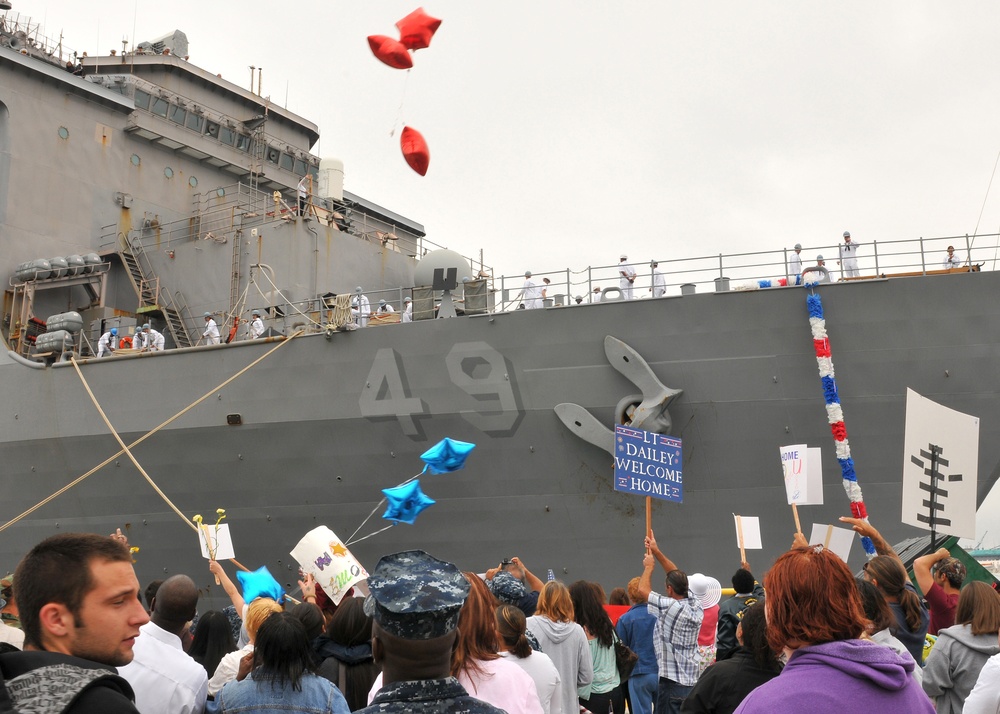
xmin=291 ymin=526 xmax=369 ymax=605
xmin=198 ymin=523 xmax=235 ymax=561
xmin=779 ymin=444 xmax=824 ymax=505
xmin=733 ymin=514 xmax=763 ymax=550
xmin=901 ymin=389 xmax=979 ymax=540
xmin=809 ymin=523 xmax=855 ymax=563
xmin=614 ymin=425 xmax=683 ymax=503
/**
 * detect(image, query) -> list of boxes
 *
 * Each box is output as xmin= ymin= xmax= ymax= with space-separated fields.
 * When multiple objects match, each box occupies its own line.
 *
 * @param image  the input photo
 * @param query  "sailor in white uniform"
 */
xmin=651 ymin=261 xmax=667 ymax=298
xmin=97 ymin=327 xmax=118 ymax=357
xmin=202 ymin=312 xmax=220 ymax=345
xmin=352 ymin=288 xmax=371 ymax=327
xmin=789 ymin=243 xmax=803 ymax=282
xmin=521 ymin=271 xmax=542 ymax=309
xmin=401 ymin=296 xmax=413 ymax=323
xmin=249 ymin=310 xmax=264 ymax=339
xmin=838 ymin=231 xmax=860 ymax=278
xmin=943 ymin=245 xmax=962 ymax=268
xmin=132 ymin=326 xmax=147 ymax=351
xmin=376 ymin=299 xmax=395 ymax=314
xmin=619 ymin=255 xmax=637 ymax=299
xmin=137 ymin=324 xmax=165 ymax=352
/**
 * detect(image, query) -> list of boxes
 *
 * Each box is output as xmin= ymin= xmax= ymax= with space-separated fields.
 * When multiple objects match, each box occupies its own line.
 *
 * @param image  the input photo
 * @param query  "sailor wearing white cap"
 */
xmin=402 ymin=296 xmax=413 ymax=323
xmin=377 ymin=299 xmax=395 ymax=314
xmin=522 ymin=271 xmax=542 ymax=310
xmin=248 ymin=310 xmax=265 ymax=340
xmin=202 ymin=312 xmax=220 ymax=345
xmin=651 ymin=261 xmax=667 ymax=298
xmin=351 ymin=287 xmax=371 ymax=327
xmin=838 ymin=231 xmax=860 ymax=278
xmin=789 ymin=244 xmax=803 ymax=283
xmin=619 ymin=255 xmax=637 ymax=300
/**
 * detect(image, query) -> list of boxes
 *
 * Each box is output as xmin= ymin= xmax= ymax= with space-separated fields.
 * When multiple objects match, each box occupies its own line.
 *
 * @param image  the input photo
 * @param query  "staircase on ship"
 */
xmin=116 ymin=232 xmax=194 ymax=349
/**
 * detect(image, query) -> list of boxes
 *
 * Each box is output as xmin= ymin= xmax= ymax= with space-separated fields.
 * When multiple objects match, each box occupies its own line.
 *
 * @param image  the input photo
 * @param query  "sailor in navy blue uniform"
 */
xmin=356 ymin=550 xmax=505 ymax=714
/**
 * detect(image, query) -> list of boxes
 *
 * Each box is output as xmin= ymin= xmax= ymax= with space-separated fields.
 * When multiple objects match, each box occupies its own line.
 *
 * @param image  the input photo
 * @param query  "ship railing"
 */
xmin=0 ymin=12 xmax=79 ymax=66
xmin=491 ymin=231 xmax=1000 ymax=310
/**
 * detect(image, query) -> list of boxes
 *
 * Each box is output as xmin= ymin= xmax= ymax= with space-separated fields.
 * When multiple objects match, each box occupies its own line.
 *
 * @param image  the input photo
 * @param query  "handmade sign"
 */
xmin=291 ymin=526 xmax=369 ymax=606
xmin=779 ymin=444 xmax=824 ymax=505
xmin=808 ymin=523 xmax=856 ymax=563
xmin=901 ymin=389 xmax=979 ymax=540
xmin=733 ymin=515 xmax=763 ymax=550
xmin=197 ymin=523 xmax=235 ymax=561
xmin=613 ymin=425 xmax=683 ymax=503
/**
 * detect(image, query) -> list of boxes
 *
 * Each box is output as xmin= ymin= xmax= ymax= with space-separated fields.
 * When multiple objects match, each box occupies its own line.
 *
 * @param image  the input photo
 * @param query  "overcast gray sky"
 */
xmin=25 ymin=0 xmax=1000 ymax=548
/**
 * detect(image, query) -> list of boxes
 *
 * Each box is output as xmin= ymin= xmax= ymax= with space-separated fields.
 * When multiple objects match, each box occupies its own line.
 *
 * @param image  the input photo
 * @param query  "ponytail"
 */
xmin=496 ymin=604 xmax=533 ymax=659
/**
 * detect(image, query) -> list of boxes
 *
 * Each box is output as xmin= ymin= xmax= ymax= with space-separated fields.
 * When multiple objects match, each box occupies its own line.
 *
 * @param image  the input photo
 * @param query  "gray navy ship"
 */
xmin=2 ymin=8 xmax=998 ymax=598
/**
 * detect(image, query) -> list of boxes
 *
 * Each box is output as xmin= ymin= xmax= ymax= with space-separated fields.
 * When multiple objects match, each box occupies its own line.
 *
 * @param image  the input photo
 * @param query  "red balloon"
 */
xmin=400 ymin=126 xmax=430 ymax=176
xmin=367 ymin=35 xmax=413 ymax=69
xmin=396 ymin=7 xmax=442 ymax=51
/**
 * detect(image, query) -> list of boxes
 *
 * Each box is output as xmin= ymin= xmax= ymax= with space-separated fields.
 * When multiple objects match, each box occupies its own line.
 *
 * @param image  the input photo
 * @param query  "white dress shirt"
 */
xmin=118 ymin=621 xmax=208 ymax=714
xmin=208 ymin=644 xmax=253 ymax=697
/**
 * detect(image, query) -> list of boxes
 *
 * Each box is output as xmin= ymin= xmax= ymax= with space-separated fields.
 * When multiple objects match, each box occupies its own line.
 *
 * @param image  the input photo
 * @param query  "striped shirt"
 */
xmin=647 ymin=591 xmax=703 ymax=686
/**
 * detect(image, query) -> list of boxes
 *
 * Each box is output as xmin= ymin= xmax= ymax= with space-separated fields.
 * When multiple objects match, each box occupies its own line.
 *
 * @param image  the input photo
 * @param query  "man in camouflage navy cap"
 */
xmin=356 ymin=550 xmax=505 ymax=714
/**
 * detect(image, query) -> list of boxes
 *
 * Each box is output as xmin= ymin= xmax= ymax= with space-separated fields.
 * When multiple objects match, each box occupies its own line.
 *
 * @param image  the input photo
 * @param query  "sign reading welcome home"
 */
xmin=614 ymin=425 xmax=683 ymax=503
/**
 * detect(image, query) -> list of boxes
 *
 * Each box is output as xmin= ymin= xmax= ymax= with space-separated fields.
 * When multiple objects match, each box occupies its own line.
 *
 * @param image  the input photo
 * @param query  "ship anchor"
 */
xmin=554 ymin=336 xmax=683 ymax=456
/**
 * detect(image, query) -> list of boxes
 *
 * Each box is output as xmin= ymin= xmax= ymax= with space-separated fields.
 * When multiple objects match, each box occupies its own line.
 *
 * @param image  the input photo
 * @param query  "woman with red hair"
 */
xmin=733 ymin=544 xmax=933 ymax=714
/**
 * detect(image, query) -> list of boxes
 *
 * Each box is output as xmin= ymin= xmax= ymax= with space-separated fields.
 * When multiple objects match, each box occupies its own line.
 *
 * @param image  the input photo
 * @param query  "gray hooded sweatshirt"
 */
xmin=525 ymin=615 xmax=593 ymax=712
xmin=923 ymin=623 xmax=1000 ymax=714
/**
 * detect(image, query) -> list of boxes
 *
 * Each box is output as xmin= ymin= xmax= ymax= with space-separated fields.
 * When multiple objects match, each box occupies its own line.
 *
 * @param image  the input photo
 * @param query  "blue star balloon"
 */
xmin=237 ymin=565 xmax=285 ymax=604
xmin=382 ymin=479 xmax=436 ymax=524
xmin=420 ymin=437 xmax=476 ymax=474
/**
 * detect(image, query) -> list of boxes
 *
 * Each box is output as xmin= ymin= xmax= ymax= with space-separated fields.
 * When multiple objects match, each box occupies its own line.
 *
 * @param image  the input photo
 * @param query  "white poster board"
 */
xmin=733 ymin=514 xmax=763 ymax=550
xmin=780 ymin=444 xmax=824 ymax=505
xmin=198 ymin=523 xmax=235 ymax=561
xmin=291 ymin=526 xmax=369 ymax=605
xmin=901 ymin=389 xmax=979 ymax=539
xmin=808 ymin=523 xmax=855 ymax=563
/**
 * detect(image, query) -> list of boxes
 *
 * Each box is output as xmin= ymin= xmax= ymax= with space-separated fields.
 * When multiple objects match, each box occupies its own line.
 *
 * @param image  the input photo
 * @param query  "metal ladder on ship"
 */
xmin=118 ymin=236 xmax=194 ymax=348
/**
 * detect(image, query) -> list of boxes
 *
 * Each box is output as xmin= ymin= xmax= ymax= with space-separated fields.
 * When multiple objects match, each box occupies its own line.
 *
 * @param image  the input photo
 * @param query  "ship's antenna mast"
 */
xmin=249 ymin=65 xmax=255 ymax=93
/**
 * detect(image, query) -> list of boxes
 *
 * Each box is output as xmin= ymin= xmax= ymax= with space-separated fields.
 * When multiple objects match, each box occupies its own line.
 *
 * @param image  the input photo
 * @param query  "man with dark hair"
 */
xmin=637 ymin=531 xmax=703 ymax=714
xmin=715 ymin=562 xmax=765 ymax=662
xmin=0 ymin=532 xmax=149 ymax=712
xmin=356 ymin=550 xmax=505 ymax=713
xmin=119 ymin=574 xmax=208 ymax=714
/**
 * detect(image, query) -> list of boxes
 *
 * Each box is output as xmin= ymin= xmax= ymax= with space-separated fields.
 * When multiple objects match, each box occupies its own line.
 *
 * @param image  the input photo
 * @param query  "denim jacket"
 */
xmin=208 ymin=672 xmax=350 ymax=714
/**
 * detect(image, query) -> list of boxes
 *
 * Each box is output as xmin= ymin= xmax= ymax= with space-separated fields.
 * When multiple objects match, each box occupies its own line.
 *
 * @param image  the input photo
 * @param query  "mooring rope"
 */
xmin=0 ymin=332 xmax=304 ymax=533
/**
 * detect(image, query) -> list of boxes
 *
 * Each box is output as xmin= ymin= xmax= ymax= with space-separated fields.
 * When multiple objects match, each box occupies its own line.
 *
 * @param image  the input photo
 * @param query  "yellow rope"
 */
xmin=70 ymin=357 xmax=197 ymax=531
xmin=0 ymin=332 xmax=304 ymax=533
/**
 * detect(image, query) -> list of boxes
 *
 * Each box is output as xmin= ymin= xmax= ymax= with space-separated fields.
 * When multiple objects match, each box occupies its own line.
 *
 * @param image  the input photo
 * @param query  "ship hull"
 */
xmin=3 ymin=270 xmax=998 ymax=594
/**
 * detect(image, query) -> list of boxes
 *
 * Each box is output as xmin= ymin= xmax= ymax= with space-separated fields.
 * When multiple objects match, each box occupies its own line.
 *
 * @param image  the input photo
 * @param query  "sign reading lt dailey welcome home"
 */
xmin=614 ymin=425 xmax=683 ymax=503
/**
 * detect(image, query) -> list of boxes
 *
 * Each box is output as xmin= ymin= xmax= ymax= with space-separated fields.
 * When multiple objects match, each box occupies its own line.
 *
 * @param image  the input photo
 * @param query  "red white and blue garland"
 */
xmin=806 ymin=292 xmax=877 ymax=557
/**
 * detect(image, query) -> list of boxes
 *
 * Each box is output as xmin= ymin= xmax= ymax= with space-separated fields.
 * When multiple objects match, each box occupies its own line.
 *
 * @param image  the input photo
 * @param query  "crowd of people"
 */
xmin=0 ymin=515 xmax=998 ymax=714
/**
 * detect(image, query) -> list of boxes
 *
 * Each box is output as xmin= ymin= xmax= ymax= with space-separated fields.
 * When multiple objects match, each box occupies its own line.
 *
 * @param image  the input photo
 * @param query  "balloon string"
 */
xmin=389 ymin=69 xmax=411 ymax=138
xmin=346 ymin=523 xmax=395 ymax=547
xmin=346 ymin=468 xmax=426 ymax=543
xmin=346 ymin=498 xmax=386 ymax=544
